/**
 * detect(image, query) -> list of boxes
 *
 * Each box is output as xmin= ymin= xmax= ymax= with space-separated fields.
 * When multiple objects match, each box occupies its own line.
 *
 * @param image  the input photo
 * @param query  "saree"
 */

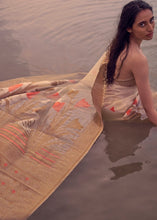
xmin=92 ymin=54 xmax=157 ymax=123
xmin=0 ymin=53 xmax=105 ymax=220
xmin=0 ymin=51 xmax=155 ymax=219
xmin=102 ymin=80 xmax=148 ymax=121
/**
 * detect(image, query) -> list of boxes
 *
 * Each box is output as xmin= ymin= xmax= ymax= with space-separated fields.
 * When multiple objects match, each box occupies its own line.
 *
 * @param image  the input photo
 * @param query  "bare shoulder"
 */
xmin=127 ymin=48 xmax=149 ymax=75
xmin=129 ymin=48 xmax=147 ymax=65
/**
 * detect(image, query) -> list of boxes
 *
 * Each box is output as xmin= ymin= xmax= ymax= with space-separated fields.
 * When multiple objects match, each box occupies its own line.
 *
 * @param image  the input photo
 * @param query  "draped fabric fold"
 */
xmin=0 ymin=53 xmax=106 ymax=220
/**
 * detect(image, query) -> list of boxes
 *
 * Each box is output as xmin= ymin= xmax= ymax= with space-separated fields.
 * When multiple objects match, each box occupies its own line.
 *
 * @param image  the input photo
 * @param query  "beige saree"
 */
xmin=0 ymin=51 xmax=155 ymax=219
xmin=102 ymin=79 xmax=148 ymax=121
xmin=0 ymin=53 xmax=105 ymax=220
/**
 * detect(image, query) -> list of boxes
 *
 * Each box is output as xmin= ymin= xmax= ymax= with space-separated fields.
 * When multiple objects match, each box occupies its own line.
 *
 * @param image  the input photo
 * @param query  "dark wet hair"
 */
xmin=105 ymin=0 xmax=153 ymax=84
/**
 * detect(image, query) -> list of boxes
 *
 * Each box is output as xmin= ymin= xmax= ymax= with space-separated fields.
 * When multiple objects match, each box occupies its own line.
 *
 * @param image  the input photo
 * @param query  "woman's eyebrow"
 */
xmin=150 ymin=16 xmax=154 ymax=20
xmin=138 ymin=16 xmax=154 ymax=24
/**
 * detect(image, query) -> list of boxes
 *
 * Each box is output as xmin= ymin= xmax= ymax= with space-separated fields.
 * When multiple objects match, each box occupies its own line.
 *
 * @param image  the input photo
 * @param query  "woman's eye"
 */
xmin=150 ymin=17 xmax=154 ymax=23
xmin=139 ymin=22 xmax=145 ymax=27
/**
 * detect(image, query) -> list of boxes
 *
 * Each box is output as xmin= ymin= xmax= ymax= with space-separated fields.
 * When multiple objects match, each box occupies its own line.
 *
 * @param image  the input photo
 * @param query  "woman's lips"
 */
xmin=146 ymin=32 xmax=153 ymax=37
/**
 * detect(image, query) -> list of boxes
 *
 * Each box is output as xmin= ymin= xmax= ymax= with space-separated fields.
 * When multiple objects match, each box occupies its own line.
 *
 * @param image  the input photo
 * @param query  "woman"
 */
xmin=93 ymin=0 xmax=157 ymax=125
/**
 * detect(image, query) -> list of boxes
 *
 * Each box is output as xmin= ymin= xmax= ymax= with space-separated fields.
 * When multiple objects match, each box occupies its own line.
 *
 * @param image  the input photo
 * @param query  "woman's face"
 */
xmin=128 ymin=9 xmax=155 ymax=41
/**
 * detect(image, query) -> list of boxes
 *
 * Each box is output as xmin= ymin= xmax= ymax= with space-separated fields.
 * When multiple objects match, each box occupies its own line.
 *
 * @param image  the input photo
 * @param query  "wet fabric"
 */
xmin=92 ymin=55 xmax=157 ymax=123
xmin=0 ymin=54 xmax=105 ymax=220
xmin=102 ymin=81 xmax=147 ymax=121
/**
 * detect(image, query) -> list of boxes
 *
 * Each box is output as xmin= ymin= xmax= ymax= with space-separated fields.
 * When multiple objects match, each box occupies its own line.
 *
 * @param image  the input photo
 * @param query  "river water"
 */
xmin=0 ymin=0 xmax=157 ymax=220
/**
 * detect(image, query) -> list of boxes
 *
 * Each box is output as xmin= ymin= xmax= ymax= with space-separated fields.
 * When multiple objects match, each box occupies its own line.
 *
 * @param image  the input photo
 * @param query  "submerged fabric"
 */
xmin=0 ymin=54 xmax=105 ymax=220
xmin=103 ymin=81 xmax=147 ymax=121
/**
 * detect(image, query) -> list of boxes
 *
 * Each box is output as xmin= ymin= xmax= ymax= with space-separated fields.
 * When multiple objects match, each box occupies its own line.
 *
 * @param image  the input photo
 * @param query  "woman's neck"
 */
xmin=129 ymin=35 xmax=142 ymax=48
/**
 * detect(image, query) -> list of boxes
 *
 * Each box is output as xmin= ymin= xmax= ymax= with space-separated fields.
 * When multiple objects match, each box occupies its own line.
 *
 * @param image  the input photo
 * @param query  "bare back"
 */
xmin=114 ymin=45 xmax=146 ymax=82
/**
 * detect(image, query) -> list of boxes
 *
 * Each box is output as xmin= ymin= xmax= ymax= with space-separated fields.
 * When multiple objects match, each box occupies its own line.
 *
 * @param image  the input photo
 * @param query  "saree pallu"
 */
xmin=0 ymin=54 xmax=105 ymax=220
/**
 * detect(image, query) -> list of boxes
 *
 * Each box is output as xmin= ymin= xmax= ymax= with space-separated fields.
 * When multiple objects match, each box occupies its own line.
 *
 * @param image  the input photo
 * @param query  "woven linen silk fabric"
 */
xmin=0 ymin=54 xmax=105 ymax=220
xmin=102 ymin=81 xmax=147 ymax=121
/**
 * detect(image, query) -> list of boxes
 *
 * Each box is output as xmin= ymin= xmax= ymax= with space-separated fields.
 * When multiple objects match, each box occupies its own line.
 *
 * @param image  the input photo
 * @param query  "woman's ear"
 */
xmin=127 ymin=28 xmax=132 ymax=33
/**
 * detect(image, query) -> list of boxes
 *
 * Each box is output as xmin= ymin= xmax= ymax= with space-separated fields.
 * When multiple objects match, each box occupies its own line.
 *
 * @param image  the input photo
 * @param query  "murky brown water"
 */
xmin=0 ymin=0 xmax=157 ymax=219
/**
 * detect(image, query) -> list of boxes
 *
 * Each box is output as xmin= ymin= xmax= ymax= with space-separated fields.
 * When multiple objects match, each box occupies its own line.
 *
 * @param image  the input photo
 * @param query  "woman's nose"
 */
xmin=147 ymin=23 xmax=154 ymax=32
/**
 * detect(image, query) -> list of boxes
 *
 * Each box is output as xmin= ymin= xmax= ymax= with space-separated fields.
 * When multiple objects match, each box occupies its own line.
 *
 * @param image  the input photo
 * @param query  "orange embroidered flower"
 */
xmin=126 ymin=108 xmax=132 ymax=115
xmin=110 ymin=107 xmax=115 ymax=112
xmin=26 ymin=91 xmax=40 ymax=99
xmin=9 ymin=83 xmax=23 ymax=92
xmin=52 ymin=102 xmax=65 ymax=112
xmin=75 ymin=99 xmax=90 ymax=108
xmin=133 ymin=98 xmax=137 ymax=105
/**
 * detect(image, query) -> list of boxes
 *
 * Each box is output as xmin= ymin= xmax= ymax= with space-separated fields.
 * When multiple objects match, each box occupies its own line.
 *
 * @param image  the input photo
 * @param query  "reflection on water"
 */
xmin=103 ymin=120 xmax=153 ymax=180
xmin=110 ymin=162 xmax=143 ymax=180
xmin=104 ymin=120 xmax=152 ymax=162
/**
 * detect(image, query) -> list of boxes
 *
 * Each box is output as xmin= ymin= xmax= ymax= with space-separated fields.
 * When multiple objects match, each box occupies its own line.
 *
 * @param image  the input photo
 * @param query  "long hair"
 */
xmin=105 ymin=0 xmax=153 ymax=84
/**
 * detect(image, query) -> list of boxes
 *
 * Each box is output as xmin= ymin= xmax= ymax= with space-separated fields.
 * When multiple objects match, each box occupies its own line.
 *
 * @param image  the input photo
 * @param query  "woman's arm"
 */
xmin=132 ymin=53 xmax=157 ymax=125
